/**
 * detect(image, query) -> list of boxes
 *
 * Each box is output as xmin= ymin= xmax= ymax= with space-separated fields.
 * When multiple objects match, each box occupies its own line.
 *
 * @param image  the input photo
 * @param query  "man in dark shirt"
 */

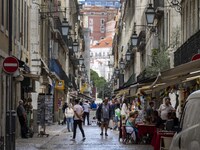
xmin=17 ymin=100 xmax=28 ymax=138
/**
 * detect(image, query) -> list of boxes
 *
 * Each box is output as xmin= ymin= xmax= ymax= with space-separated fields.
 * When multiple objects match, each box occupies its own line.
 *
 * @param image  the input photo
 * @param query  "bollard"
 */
xmin=6 ymin=110 xmax=16 ymax=150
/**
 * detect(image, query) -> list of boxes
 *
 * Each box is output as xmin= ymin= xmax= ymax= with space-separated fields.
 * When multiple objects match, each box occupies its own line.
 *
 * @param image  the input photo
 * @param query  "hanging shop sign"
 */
xmin=55 ymin=80 xmax=65 ymax=90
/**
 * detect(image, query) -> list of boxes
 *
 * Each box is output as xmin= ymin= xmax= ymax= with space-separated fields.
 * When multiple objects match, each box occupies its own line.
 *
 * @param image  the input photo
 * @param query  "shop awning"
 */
xmin=78 ymin=93 xmax=93 ymax=101
xmin=137 ymin=59 xmax=200 ymax=93
xmin=22 ymin=73 xmax=40 ymax=81
xmin=50 ymin=59 xmax=71 ymax=88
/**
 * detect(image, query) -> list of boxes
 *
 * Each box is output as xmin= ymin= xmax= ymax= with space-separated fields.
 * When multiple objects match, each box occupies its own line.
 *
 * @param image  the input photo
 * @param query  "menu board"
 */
xmin=37 ymin=93 xmax=53 ymax=126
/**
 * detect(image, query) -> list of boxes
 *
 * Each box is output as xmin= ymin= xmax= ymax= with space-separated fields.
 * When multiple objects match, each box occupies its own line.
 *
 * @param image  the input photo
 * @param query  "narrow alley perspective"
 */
xmin=16 ymin=124 xmax=153 ymax=150
xmin=1 ymin=0 xmax=200 ymax=150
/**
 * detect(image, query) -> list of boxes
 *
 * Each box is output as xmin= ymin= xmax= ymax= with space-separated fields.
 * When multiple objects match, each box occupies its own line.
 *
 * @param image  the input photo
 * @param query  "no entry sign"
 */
xmin=2 ymin=56 xmax=19 ymax=74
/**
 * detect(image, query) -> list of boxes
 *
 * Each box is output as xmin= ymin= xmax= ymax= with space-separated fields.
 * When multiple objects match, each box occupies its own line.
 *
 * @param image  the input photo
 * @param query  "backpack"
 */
xmin=96 ymin=103 xmax=112 ymax=121
xmin=96 ymin=104 xmax=102 ymax=121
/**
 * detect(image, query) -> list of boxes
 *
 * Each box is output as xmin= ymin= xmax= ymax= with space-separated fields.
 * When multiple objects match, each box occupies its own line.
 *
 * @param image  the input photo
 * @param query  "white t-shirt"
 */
xmin=83 ymin=103 xmax=90 ymax=113
xmin=65 ymin=108 xmax=74 ymax=118
xmin=73 ymin=104 xmax=83 ymax=120
xmin=121 ymin=103 xmax=129 ymax=119
xmin=158 ymin=104 xmax=174 ymax=120
xmin=169 ymin=92 xmax=177 ymax=108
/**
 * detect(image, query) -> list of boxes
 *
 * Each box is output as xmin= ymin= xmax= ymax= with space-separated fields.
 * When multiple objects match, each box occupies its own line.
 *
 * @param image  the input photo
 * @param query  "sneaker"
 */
xmin=70 ymin=138 xmax=75 ymax=141
xmin=105 ymin=133 xmax=108 ymax=136
xmin=100 ymin=132 xmax=103 ymax=136
xmin=82 ymin=137 xmax=86 ymax=141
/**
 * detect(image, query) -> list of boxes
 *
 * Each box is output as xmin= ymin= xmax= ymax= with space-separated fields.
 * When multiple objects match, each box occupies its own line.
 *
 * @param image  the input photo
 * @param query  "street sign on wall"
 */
xmin=2 ymin=56 xmax=19 ymax=74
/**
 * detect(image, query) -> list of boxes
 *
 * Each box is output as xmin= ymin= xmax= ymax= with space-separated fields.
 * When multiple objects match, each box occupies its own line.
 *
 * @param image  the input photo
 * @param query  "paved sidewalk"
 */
xmin=16 ymin=124 xmax=67 ymax=150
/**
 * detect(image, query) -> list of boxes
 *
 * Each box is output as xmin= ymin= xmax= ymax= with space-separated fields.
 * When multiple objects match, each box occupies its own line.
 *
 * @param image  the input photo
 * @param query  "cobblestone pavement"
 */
xmin=16 ymin=124 xmax=154 ymax=150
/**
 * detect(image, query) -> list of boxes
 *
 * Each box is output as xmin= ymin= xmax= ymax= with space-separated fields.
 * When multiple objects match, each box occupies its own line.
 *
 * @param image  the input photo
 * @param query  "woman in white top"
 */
xmin=65 ymin=103 xmax=74 ymax=132
xmin=121 ymin=99 xmax=130 ymax=124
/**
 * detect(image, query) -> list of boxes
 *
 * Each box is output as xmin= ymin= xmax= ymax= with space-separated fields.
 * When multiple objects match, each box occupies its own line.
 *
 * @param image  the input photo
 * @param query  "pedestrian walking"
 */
xmin=17 ymin=100 xmax=28 ymax=138
xmin=65 ymin=103 xmax=74 ymax=132
xmin=96 ymin=97 xmax=112 ymax=136
xmin=82 ymin=100 xmax=91 ymax=125
xmin=61 ymin=102 xmax=68 ymax=125
xmin=71 ymin=99 xmax=86 ymax=141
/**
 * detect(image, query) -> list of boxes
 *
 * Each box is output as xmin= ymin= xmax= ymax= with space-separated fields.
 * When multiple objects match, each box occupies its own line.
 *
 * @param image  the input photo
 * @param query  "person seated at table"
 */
xmin=165 ymin=112 xmax=174 ymax=131
xmin=158 ymin=97 xmax=175 ymax=122
xmin=152 ymin=110 xmax=165 ymax=129
xmin=125 ymin=111 xmax=139 ymax=142
xmin=172 ymin=112 xmax=180 ymax=131
xmin=146 ymin=101 xmax=155 ymax=122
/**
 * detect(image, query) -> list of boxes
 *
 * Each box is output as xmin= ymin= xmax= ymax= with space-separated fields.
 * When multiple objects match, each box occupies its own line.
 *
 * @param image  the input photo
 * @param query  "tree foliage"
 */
xmin=145 ymin=48 xmax=170 ymax=77
xmin=90 ymin=69 xmax=107 ymax=98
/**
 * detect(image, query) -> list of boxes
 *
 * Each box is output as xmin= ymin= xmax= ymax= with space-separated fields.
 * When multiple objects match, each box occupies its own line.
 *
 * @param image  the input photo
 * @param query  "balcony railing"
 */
xmin=174 ymin=30 xmax=200 ymax=66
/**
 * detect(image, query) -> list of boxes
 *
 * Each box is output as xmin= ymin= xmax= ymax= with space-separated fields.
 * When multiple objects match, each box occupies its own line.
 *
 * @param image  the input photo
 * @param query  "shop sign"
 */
xmin=55 ymin=80 xmax=65 ymax=90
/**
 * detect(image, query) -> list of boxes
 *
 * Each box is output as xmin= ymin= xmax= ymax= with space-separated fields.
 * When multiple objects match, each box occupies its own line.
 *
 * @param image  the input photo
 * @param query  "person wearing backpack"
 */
xmin=96 ymin=97 xmax=112 ymax=136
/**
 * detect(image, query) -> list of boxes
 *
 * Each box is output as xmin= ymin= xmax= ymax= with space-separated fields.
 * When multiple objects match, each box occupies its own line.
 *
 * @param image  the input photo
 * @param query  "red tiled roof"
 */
xmin=91 ymin=37 xmax=113 ymax=48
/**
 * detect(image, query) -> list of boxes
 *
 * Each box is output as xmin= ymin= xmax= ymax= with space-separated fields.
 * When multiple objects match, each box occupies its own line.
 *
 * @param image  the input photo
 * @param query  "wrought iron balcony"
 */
xmin=174 ymin=30 xmax=200 ymax=66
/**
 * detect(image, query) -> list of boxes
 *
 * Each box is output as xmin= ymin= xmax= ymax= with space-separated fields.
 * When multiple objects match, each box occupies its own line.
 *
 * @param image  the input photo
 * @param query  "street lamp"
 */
xmin=81 ymin=63 xmax=86 ymax=72
xmin=73 ymin=39 xmax=79 ymax=53
xmin=125 ymin=48 xmax=132 ymax=61
xmin=79 ymin=55 xmax=84 ymax=65
xmin=145 ymin=3 xmax=156 ymax=26
xmin=61 ymin=18 xmax=70 ymax=36
xmin=119 ymin=58 xmax=125 ymax=70
xmin=131 ymin=31 xmax=138 ymax=47
xmin=115 ymin=67 xmax=120 ymax=75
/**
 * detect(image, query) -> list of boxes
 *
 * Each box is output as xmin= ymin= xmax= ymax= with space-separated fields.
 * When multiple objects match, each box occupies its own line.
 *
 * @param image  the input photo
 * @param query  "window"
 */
xmin=101 ymin=2 xmax=106 ymax=6
xmin=1 ymin=0 xmax=4 ymax=26
xmin=89 ymin=18 xmax=93 ymax=25
xmin=107 ymin=52 xmax=109 ymax=56
xmin=95 ymin=52 xmax=97 ymax=57
xmin=90 ymin=52 xmax=93 ymax=57
xmin=99 ymin=52 xmax=101 ymax=57
xmin=89 ymin=26 xmax=93 ymax=33
xmin=86 ymin=2 xmax=91 ymax=5
xmin=100 ymin=26 xmax=105 ymax=33
xmin=103 ymin=52 xmax=105 ymax=56
xmin=115 ymin=2 xmax=119 ymax=7
xmin=95 ymin=2 xmax=101 ymax=6
xmin=106 ymin=2 xmax=113 ymax=6
xmin=101 ymin=19 xmax=105 ymax=25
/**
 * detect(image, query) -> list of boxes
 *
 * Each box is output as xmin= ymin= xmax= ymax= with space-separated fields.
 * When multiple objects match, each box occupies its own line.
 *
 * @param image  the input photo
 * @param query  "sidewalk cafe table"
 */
xmin=137 ymin=124 xmax=156 ymax=143
xmin=151 ymin=130 xmax=175 ymax=150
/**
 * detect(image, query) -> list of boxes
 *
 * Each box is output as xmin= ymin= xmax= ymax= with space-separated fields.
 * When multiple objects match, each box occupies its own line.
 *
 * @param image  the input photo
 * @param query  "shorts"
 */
xmin=101 ymin=118 xmax=110 ymax=125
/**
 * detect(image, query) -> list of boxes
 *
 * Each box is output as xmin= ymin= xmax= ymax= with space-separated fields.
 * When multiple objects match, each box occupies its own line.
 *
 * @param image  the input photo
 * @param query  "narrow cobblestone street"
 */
xmin=16 ymin=124 xmax=153 ymax=150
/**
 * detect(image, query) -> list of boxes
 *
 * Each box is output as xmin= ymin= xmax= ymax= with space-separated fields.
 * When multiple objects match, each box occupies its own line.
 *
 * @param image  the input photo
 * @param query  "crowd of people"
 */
xmin=94 ymin=96 xmax=180 ymax=143
xmin=17 ymin=95 xmax=180 ymax=143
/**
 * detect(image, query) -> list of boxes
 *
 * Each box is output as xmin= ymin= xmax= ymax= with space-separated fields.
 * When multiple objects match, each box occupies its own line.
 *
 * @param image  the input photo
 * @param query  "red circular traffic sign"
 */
xmin=192 ymin=54 xmax=200 ymax=61
xmin=3 ymin=56 xmax=19 ymax=74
